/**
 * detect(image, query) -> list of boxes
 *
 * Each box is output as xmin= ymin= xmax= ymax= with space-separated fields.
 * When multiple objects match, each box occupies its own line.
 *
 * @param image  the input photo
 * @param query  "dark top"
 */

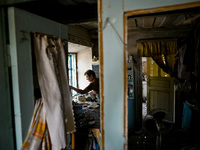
xmin=86 ymin=78 xmax=99 ymax=99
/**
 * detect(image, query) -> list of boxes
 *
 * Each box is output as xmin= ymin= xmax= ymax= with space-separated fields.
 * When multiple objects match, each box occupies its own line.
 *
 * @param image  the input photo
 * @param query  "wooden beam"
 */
xmin=98 ymin=0 xmax=105 ymax=150
xmin=128 ymin=24 xmax=192 ymax=32
xmin=125 ymin=1 xmax=200 ymax=17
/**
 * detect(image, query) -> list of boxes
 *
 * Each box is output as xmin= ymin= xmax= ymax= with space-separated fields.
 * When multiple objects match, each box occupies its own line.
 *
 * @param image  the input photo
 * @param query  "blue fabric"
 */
xmin=95 ymin=138 xmax=99 ymax=150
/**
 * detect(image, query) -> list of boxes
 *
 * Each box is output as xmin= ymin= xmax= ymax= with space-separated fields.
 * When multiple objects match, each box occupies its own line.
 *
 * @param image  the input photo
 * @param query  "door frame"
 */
xmin=123 ymin=1 xmax=200 ymax=133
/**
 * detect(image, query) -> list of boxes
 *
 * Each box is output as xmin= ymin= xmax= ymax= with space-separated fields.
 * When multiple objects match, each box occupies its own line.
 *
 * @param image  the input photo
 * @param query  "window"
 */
xmin=68 ymin=53 xmax=77 ymax=94
xmin=146 ymin=57 xmax=169 ymax=77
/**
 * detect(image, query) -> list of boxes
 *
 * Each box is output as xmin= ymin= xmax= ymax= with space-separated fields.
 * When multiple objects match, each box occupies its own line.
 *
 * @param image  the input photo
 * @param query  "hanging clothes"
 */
xmin=21 ymin=34 xmax=75 ymax=150
xmin=21 ymin=98 xmax=52 ymax=150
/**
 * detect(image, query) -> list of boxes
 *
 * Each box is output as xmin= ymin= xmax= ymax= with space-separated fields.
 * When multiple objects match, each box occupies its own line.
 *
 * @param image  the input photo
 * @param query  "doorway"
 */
xmin=125 ymin=3 xmax=200 ymax=150
xmin=142 ymin=57 xmax=147 ymax=118
xmin=68 ymin=37 xmax=100 ymax=150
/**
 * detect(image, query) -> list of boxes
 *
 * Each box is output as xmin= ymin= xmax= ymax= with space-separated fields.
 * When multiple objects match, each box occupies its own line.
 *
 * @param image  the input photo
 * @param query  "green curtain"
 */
xmin=139 ymin=39 xmax=177 ymax=76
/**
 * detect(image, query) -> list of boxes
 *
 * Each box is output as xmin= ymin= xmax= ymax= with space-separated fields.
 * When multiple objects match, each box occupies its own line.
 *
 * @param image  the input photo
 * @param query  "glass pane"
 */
xmin=68 ymin=53 xmax=77 ymax=95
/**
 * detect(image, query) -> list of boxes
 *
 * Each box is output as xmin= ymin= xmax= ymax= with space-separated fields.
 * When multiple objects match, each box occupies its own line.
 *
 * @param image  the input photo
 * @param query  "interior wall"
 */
xmin=101 ymin=0 xmax=199 ymax=149
xmin=68 ymin=25 xmax=99 ymax=59
xmin=77 ymin=47 xmax=92 ymax=89
xmin=68 ymin=25 xmax=94 ymax=92
xmin=68 ymin=25 xmax=91 ymax=42
xmin=101 ymin=0 xmax=125 ymax=149
xmin=0 ymin=8 xmax=15 ymax=150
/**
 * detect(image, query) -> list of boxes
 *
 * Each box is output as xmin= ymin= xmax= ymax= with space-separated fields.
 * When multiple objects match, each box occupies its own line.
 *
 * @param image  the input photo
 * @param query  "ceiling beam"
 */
xmin=128 ymin=24 xmax=192 ymax=32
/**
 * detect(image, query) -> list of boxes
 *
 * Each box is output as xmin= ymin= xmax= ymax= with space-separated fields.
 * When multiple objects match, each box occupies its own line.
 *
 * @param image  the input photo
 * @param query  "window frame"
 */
xmin=68 ymin=53 xmax=78 ymax=89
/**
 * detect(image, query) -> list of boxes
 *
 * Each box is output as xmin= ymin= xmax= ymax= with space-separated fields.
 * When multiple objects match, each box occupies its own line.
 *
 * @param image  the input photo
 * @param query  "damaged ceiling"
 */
xmin=127 ymin=7 xmax=200 ymax=55
xmin=128 ymin=12 xmax=200 ymax=30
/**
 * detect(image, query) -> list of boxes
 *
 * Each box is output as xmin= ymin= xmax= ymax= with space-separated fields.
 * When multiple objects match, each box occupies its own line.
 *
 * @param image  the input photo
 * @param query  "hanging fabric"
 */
xmin=139 ymin=39 xmax=177 ymax=57
xmin=21 ymin=98 xmax=52 ymax=150
xmin=21 ymin=34 xmax=75 ymax=150
xmin=151 ymin=54 xmax=176 ymax=76
xmin=138 ymin=39 xmax=177 ymax=76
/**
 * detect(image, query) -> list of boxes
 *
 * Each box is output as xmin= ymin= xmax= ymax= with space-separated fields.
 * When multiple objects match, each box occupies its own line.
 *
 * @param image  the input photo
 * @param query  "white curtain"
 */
xmin=33 ymin=34 xmax=75 ymax=149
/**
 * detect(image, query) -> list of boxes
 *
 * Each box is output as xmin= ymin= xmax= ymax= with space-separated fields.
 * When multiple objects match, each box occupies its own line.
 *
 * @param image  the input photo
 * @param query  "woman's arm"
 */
xmin=69 ymin=85 xmax=90 ymax=94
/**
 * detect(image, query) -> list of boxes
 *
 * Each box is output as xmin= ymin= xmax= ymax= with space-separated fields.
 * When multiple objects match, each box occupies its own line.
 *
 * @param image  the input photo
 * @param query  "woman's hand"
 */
xmin=89 ymin=91 xmax=96 ymax=99
xmin=69 ymin=85 xmax=73 ymax=90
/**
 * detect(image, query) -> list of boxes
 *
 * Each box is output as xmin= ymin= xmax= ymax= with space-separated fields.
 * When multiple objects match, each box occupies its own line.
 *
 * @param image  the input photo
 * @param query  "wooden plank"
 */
xmin=173 ymin=14 xmax=186 ymax=25
xmin=98 ymin=0 xmax=105 ymax=150
xmin=128 ymin=18 xmax=137 ymax=29
xmin=161 ymin=15 xmax=179 ymax=27
xmin=136 ymin=18 xmax=144 ymax=28
xmin=129 ymin=24 xmax=192 ymax=32
xmin=144 ymin=17 xmax=155 ymax=28
xmin=154 ymin=16 xmax=166 ymax=27
xmin=125 ymin=1 xmax=200 ymax=17
xmin=124 ymin=13 xmax=128 ymax=149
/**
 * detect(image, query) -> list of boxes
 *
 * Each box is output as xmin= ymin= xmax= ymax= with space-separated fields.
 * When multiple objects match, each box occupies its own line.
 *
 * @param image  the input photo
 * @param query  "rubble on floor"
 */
xmin=128 ymin=128 xmax=200 ymax=150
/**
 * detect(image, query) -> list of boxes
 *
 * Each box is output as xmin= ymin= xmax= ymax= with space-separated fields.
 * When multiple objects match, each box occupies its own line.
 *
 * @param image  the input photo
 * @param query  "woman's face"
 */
xmin=86 ymin=74 xmax=94 ymax=82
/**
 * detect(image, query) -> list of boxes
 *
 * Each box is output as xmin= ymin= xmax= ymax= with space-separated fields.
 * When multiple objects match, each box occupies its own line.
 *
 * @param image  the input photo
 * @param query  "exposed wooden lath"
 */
xmin=127 ymin=7 xmax=200 ymax=56
xmin=128 ymin=12 xmax=200 ymax=30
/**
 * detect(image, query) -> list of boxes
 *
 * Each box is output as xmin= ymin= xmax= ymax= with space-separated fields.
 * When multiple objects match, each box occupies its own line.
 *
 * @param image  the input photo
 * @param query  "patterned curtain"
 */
xmin=139 ymin=39 xmax=177 ymax=76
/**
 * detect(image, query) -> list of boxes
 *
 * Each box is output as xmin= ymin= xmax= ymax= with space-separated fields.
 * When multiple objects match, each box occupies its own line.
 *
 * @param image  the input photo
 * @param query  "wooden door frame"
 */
xmin=123 ymin=1 xmax=200 ymax=133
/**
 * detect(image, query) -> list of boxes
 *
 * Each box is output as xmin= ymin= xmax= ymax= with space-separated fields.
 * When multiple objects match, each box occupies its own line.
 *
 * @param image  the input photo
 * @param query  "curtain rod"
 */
xmin=35 ymin=32 xmax=57 ymax=39
xmin=34 ymin=32 xmax=68 ymax=42
xmin=19 ymin=30 xmax=67 ymax=41
xmin=137 ymin=38 xmax=177 ymax=43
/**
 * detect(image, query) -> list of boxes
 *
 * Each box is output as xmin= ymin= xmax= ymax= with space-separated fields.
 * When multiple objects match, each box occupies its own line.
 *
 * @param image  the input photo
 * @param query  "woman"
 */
xmin=69 ymin=69 xmax=100 ymax=100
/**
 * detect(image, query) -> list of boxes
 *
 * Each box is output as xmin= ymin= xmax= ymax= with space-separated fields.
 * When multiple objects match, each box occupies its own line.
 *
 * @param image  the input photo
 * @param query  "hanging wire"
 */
xmin=98 ymin=17 xmax=127 ymax=47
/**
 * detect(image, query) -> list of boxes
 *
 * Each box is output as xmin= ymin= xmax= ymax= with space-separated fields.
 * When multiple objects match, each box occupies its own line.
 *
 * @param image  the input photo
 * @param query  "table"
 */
xmin=73 ymin=102 xmax=100 ymax=150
